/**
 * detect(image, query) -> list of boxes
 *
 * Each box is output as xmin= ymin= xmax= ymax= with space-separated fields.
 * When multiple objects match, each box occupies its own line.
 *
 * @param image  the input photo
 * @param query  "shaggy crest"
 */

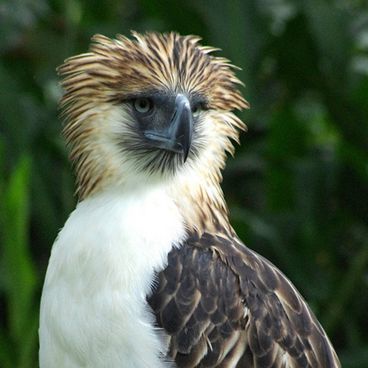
xmin=58 ymin=32 xmax=249 ymax=201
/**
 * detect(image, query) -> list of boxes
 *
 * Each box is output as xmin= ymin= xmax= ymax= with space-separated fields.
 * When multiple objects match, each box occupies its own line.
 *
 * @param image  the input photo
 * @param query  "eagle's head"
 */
xmin=59 ymin=32 xmax=248 ymax=228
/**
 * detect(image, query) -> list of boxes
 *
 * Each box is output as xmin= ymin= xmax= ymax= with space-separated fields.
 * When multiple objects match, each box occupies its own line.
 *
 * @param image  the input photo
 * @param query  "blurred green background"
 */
xmin=0 ymin=0 xmax=367 ymax=367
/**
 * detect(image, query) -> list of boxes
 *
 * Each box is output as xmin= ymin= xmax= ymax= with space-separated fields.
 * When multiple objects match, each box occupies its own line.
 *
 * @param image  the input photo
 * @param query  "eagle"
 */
xmin=39 ymin=32 xmax=341 ymax=368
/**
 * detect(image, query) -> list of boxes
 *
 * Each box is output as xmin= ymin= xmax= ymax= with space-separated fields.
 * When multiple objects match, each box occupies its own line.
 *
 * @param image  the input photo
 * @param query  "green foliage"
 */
xmin=0 ymin=155 xmax=38 ymax=367
xmin=0 ymin=0 xmax=367 ymax=366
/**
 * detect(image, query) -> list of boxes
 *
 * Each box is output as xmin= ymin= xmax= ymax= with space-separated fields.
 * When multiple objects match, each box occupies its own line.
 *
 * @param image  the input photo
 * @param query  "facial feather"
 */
xmin=58 ymin=31 xmax=249 ymax=203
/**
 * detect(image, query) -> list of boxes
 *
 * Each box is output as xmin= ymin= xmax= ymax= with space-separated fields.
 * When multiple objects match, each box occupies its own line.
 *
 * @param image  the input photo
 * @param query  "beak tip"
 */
xmin=183 ymin=149 xmax=190 ymax=162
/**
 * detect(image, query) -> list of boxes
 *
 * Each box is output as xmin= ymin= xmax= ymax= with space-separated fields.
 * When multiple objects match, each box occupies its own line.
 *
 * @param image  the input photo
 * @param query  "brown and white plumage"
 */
xmin=149 ymin=234 xmax=339 ymax=367
xmin=39 ymin=32 xmax=340 ymax=367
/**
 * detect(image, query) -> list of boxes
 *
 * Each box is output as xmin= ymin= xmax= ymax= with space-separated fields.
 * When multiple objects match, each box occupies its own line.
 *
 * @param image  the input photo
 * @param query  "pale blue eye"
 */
xmin=133 ymin=98 xmax=153 ymax=113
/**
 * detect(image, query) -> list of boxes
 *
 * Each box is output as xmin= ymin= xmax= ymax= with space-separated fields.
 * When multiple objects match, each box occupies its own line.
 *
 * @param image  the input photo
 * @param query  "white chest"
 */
xmin=39 ymin=186 xmax=185 ymax=368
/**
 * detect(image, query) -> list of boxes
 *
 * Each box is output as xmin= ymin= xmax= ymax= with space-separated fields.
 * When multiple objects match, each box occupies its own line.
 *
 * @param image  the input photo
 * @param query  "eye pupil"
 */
xmin=133 ymin=98 xmax=152 ymax=113
xmin=139 ymin=100 xmax=147 ymax=108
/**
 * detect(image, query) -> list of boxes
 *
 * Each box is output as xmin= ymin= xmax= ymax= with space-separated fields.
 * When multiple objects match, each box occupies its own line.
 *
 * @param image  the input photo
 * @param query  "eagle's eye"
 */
xmin=133 ymin=98 xmax=153 ymax=114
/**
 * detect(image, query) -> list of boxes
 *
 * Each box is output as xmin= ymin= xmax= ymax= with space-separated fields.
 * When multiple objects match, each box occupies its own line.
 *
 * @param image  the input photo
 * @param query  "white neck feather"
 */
xmin=39 ymin=183 xmax=185 ymax=367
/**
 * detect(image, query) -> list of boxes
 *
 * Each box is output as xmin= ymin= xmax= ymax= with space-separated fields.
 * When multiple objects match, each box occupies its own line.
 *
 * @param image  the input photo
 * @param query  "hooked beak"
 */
xmin=143 ymin=94 xmax=193 ymax=161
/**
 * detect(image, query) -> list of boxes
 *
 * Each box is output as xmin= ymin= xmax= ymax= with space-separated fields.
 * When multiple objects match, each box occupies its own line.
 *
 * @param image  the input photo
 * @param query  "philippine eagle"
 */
xmin=39 ymin=32 xmax=341 ymax=368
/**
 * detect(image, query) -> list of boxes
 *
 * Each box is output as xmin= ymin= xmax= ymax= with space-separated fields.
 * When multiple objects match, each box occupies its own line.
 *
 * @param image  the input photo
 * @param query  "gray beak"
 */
xmin=143 ymin=94 xmax=193 ymax=161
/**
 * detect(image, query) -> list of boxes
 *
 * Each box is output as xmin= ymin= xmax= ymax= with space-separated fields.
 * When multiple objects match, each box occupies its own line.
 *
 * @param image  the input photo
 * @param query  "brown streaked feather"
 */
xmin=148 ymin=232 xmax=341 ymax=368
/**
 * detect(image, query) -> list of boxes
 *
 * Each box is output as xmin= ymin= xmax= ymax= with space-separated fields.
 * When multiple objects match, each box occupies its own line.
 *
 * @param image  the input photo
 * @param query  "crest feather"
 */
xmin=59 ymin=31 xmax=249 ymax=112
xmin=58 ymin=32 xmax=249 ymax=200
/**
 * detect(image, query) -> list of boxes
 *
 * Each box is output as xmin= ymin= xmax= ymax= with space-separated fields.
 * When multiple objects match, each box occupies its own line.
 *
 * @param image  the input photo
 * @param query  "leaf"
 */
xmin=0 ymin=156 xmax=38 ymax=365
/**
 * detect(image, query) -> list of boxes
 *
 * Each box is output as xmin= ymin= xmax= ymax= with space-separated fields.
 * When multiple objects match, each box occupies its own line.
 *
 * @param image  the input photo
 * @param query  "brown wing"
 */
xmin=147 ymin=232 xmax=341 ymax=368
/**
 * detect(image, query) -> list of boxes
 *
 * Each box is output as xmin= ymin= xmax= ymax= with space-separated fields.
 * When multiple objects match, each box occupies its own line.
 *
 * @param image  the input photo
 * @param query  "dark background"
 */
xmin=0 ymin=1 xmax=367 ymax=367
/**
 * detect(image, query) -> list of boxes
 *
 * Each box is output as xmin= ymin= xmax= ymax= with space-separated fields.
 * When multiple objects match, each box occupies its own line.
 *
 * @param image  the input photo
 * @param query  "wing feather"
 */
xmin=147 ymin=232 xmax=340 ymax=367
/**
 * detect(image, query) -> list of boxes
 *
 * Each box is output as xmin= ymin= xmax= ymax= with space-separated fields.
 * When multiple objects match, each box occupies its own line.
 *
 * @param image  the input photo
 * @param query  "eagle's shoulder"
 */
xmin=148 ymin=232 xmax=341 ymax=368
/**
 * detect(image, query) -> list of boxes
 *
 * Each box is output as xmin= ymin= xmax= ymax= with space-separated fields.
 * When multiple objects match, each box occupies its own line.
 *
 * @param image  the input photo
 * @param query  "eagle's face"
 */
xmin=59 ymin=32 xmax=248 ymax=198
xmin=118 ymin=90 xmax=206 ymax=175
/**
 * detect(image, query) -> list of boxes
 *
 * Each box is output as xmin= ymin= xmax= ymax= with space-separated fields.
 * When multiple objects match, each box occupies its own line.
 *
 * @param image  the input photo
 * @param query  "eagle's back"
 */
xmin=148 ymin=232 xmax=340 ymax=368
